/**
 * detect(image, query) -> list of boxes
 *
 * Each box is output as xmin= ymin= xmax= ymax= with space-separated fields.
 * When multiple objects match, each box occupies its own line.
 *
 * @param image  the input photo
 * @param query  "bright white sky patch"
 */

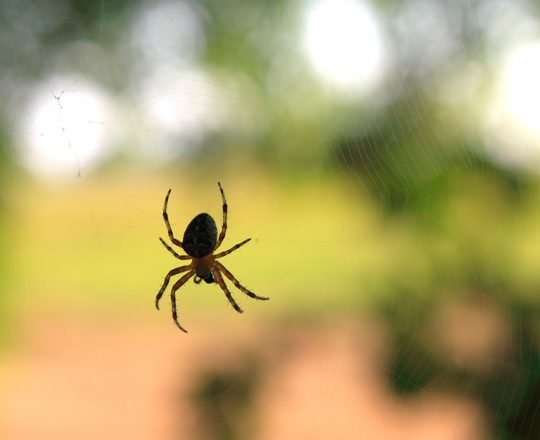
xmin=132 ymin=67 xmax=224 ymax=163
xmin=484 ymin=41 xmax=540 ymax=171
xmin=141 ymin=68 xmax=220 ymax=137
xmin=21 ymin=77 xmax=110 ymax=179
xmin=501 ymin=42 xmax=540 ymax=138
xmin=302 ymin=0 xmax=385 ymax=94
xmin=129 ymin=0 xmax=204 ymax=67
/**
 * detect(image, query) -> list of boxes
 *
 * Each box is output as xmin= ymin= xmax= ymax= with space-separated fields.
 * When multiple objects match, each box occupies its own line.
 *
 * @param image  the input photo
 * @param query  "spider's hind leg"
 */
xmin=160 ymin=238 xmax=190 ymax=260
xmin=214 ymin=238 xmax=251 ymax=259
xmin=215 ymin=182 xmax=228 ymax=250
xmin=162 ymin=189 xmax=184 ymax=248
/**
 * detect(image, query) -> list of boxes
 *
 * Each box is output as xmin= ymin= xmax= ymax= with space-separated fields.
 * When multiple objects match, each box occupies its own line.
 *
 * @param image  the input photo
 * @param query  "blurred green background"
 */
xmin=1 ymin=0 xmax=539 ymax=439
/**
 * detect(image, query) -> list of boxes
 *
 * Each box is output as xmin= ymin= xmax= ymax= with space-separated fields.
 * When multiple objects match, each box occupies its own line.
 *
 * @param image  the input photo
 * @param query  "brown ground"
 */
xmin=0 ymin=313 xmax=489 ymax=439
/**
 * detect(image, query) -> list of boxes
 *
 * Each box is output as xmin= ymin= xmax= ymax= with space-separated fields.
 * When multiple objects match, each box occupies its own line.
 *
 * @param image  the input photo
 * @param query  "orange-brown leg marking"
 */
xmin=215 ymin=182 xmax=228 ymax=250
xmin=170 ymin=270 xmax=195 ymax=332
xmin=162 ymin=189 xmax=183 ymax=248
xmin=211 ymin=267 xmax=243 ymax=313
xmin=160 ymin=237 xmax=190 ymax=260
xmin=215 ymin=261 xmax=269 ymax=300
xmin=155 ymin=265 xmax=192 ymax=310
xmin=214 ymin=238 xmax=251 ymax=259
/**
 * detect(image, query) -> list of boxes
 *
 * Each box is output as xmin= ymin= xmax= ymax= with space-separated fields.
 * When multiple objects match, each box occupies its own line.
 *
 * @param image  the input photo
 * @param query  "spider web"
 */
xmin=1 ymin=0 xmax=540 ymax=439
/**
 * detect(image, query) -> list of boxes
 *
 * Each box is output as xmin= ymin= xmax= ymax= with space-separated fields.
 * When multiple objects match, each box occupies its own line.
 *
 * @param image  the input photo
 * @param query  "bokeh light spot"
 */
xmin=302 ymin=0 xmax=386 ymax=94
xmin=501 ymin=42 xmax=540 ymax=138
xmin=21 ymin=77 xmax=111 ymax=179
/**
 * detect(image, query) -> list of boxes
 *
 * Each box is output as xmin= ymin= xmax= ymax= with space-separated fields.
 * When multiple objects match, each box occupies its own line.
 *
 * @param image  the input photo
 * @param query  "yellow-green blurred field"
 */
xmin=12 ymin=169 xmax=380 ymax=318
xmin=11 ymin=167 xmax=540 ymax=322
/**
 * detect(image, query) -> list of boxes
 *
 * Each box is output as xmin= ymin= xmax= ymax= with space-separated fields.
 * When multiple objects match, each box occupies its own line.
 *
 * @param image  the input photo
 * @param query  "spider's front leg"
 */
xmin=155 ymin=265 xmax=192 ymax=310
xmin=215 ymin=261 xmax=269 ymax=300
xmin=211 ymin=267 xmax=243 ymax=313
xmin=170 ymin=270 xmax=195 ymax=332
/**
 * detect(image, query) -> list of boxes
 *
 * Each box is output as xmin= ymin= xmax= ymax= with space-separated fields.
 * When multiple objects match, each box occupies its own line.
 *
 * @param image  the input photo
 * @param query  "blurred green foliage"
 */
xmin=190 ymin=357 xmax=261 ymax=440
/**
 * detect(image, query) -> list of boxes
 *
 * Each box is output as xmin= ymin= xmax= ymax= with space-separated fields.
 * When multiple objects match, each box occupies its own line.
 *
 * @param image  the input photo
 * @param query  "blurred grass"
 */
xmin=9 ymin=165 xmax=540 ymax=323
xmin=11 ymin=168 xmax=385 ymax=317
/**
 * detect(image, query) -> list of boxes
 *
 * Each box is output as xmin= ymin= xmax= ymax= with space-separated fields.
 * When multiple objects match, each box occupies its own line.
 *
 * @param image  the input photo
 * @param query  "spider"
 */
xmin=155 ymin=182 xmax=269 ymax=332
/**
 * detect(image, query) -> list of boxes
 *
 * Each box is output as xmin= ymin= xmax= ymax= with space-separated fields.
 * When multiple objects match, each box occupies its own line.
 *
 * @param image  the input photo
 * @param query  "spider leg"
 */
xmin=162 ymin=189 xmax=184 ymax=248
xmin=214 ymin=261 xmax=269 ymax=300
xmin=214 ymin=182 xmax=228 ymax=250
xmin=170 ymin=270 xmax=195 ymax=333
xmin=155 ymin=265 xmax=193 ymax=310
xmin=159 ymin=237 xmax=191 ymax=260
xmin=214 ymin=238 xmax=251 ymax=259
xmin=211 ymin=267 xmax=243 ymax=313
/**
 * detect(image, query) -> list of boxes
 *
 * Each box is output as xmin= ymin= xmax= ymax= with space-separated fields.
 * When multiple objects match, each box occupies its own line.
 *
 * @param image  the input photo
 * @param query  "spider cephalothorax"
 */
xmin=155 ymin=182 xmax=269 ymax=332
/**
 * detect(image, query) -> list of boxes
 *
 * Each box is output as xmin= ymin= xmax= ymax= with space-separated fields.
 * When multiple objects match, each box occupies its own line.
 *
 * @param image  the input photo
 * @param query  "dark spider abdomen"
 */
xmin=183 ymin=213 xmax=218 ymax=258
